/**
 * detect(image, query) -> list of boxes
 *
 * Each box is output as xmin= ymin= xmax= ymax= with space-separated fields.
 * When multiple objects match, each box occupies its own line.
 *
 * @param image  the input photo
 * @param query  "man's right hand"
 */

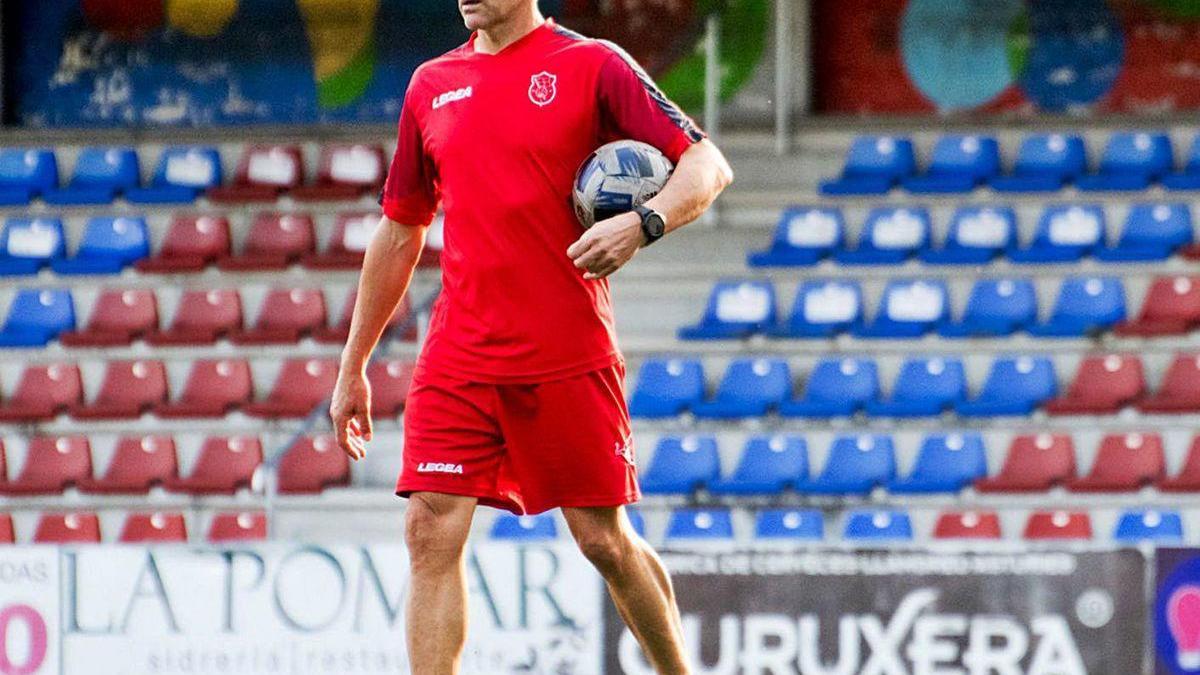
xmin=330 ymin=366 xmax=373 ymax=460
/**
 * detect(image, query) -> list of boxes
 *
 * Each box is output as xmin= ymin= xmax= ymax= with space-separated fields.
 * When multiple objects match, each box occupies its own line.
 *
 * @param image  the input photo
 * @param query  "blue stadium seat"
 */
xmin=0 ymin=149 xmax=58 ymax=205
xmin=938 ymin=278 xmax=1038 ymax=338
xmin=1113 ymin=509 xmax=1182 ymax=543
xmin=919 ymin=206 xmax=1015 ymax=265
xmin=902 ymin=134 xmax=1000 ymax=193
xmin=779 ymin=357 xmax=878 ymax=418
xmin=748 ymin=207 xmax=844 ymax=267
xmin=1027 ymin=276 xmax=1126 ymax=337
xmin=990 ymin=133 xmax=1087 ymax=192
xmin=955 ymin=356 xmax=1057 ymax=417
xmin=490 ymin=513 xmax=557 ymax=540
xmin=42 ymin=147 xmax=140 ymax=205
xmin=708 ymin=435 xmax=808 ymax=495
xmin=843 ymin=510 xmax=913 ymax=541
xmin=50 ymin=217 xmax=150 ymax=275
xmin=1009 ymin=204 xmax=1105 ymax=263
xmin=0 ymin=288 xmax=75 ymax=347
xmin=853 ymin=280 xmax=948 ymax=338
xmin=866 ymin=357 xmax=966 ymax=417
xmin=126 ymin=146 xmax=222 ymax=204
xmin=1163 ymin=136 xmax=1200 ymax=190
xmin=795 ymin=434 xmax=896 ymax=495
xmin=1095 ymin=203 xmax=1192 ymax=262
xmin=625 ymin=508 xmax=646 ymax=538
xmin=678 ymin=280 xmax=775 ymax=340
xmin=1076 ymin=131 xmax=1173 ymax=192
xmin=889 ymin=432 xmax=987 ymax=493
xmin=640 ymin=435 xmax=720 ymax=495
xmin=767 ymin=280 xmax=862 ymax=338
xmin=755 ymin=509 xmax=823 ymax=540
xmin=692 ymin=358 xmax=792 ymax=419
xmin=665 ymin=508 xmax=734 ymax=540
xmin=0 ymin=218 xmax=66 ymax=276
xmin=819 ymin=136 xmax=916 ymax=195
xmin=629 ymin=358 xmax=704 ymax=418
xmin=834 ymin=207 xmax=930 ymax=265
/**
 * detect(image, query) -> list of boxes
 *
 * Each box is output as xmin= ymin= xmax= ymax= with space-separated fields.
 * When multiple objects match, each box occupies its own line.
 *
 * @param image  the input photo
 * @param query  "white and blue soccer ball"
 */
xmin=573 ymin=140 xmax=674 ymax=229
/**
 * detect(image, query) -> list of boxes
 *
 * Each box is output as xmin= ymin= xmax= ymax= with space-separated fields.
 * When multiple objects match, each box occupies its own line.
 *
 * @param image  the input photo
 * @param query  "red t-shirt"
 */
xmin=381 ymin=19 xmax=703 ymax=383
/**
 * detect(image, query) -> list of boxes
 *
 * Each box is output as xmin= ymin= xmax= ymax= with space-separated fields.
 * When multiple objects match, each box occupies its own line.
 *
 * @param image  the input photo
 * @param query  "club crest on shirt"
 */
xmin=528 ymin=71 xmax=557 ymax=107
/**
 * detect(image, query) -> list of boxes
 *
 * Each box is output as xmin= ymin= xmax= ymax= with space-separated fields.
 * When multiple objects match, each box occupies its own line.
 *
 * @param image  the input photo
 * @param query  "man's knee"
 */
xmin=405 ymin=493 xmax=471 ymax=574
xmin=574 ymin=522 xmax=636 ymax=576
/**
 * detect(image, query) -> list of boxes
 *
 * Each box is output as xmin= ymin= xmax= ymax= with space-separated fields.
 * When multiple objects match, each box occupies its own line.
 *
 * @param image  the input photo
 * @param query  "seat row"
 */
xmin=750 ymin=203 xmax=1197 ymax=267
xmin=821 ymin=132 xmax=1200 ymax=196
xmin=4 ymin=511 xmax=266 ymax=544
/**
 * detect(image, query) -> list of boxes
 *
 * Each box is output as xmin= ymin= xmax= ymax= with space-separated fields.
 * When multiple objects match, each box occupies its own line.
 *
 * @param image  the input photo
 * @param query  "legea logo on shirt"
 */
xmin=433 ymin=86 xmax=473 ymax=110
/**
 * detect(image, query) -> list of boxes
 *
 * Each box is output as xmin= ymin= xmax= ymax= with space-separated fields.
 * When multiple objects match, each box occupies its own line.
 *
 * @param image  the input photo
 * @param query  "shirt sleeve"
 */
xmin=379 ymin=82 xmax=439 ymax=226
xmin=596 ymin=48 xmax=706 ymax=164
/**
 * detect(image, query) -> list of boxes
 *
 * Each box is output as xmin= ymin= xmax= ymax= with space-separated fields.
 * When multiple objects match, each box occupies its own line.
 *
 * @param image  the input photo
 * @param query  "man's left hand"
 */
xmin=566 ymin=211 xmax=644 ymax=280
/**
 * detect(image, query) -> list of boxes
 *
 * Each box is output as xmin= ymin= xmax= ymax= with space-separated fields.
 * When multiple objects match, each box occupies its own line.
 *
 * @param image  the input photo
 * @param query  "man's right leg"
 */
xmin=405 ymin=491 xmax=478 ymax=675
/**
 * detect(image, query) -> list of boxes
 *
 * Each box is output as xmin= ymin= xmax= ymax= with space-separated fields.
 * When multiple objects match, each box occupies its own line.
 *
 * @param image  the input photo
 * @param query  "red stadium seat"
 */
xmin=302 ymin=211 xmax=375 ymax=269
xmin=155 ymin=358 xmax=253 ymax=418
xmin=0 ymin=363 xmax=82 ymax=422
xmin=207 ymin=145 xmax=304 ymax=203
xmin=163 ymin=436 xmax=262 ymax=495
xmin=77 ymin=435 xmax=177 ymax=494
xmin=292 ymin=144 xmax=385 ymax=201
xmin=368 ymin=359 xmax=415 ymax=417
xmin=230 ymin=288 xmax=327 ymax=344
xmin=217 ymin=212 xmax=315 ymax=270
xmin=33 ymin=512 xmax=100 ymax=544
xmin=135 ymin=214 xmax=232 ymax=273
xmin=1068 ymin=432 xmax=1165 ymax=492
xmin=277 ymin=435 xmax=350 ymax=494
xmin=1043 ymin=354 xmax=1145 ymax=415
xmin=60 ymin=289 xmax=158 ymax=347
xmin=0 ymin=514 xmax=14 ymax=544
xmin=0 ymin=436 xmax=92 ymax=495
xmin=208 ymin=511 xmax=267 ymax=543
xmin=1139 ymin=353 xmax=1200 ymax=413
xmin=243 ymin=358 xmax=338 ymax=418
xmin=1160 ymin=436 xmax=1200 ymax=492
xmin=119 ymin=512 xmax=187 ymax=543
xmin=975 ymin=433 xmax=1076 ymax=493
xmin=1023 ymin=511 xmax=1092 ymax=540
xmin=933 ymin=511 xmax=1001 ymax=539
xmin=313 ymin=289 xmax=414 ymax=344
xmin=71 ymin=360 xmax=168 ymax=419
xmin=1114 ymin=276 xmax=1200 ymax=337
xmin=145 ymin=289 xmax=242 ymax=345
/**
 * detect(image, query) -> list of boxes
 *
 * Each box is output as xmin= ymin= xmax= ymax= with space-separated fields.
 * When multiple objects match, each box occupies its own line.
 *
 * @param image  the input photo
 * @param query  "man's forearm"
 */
xmin=644 ymin=139 xmax=733 ymax=234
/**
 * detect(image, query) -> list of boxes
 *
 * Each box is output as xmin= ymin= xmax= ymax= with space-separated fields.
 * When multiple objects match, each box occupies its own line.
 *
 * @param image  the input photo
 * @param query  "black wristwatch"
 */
xmin=633 ymin=205 xmax=666 ymax=247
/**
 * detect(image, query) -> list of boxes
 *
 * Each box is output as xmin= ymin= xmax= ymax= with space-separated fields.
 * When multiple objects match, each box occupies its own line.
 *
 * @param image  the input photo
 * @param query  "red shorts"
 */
xmin=397 ymin=361 xmax=640 ymax=515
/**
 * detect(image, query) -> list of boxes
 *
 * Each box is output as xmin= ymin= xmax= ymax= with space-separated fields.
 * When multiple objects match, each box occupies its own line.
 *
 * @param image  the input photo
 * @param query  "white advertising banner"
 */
xmin=0 ymin=547 xmax=59 ymax=675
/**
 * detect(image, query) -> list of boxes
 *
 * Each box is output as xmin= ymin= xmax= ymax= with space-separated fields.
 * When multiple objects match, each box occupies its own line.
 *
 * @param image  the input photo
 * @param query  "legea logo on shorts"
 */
xmin=417 ymin=462 xmax=464 ymax=474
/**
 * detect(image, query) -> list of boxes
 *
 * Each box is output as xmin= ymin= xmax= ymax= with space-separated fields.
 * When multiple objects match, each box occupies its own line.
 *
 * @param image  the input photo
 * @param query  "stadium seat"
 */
xmin=0 ymin=288 xmax=75 ymax=347
xmin=207 ymin=144 xmax=303 ymax=202
xmin=43 ymin=146 xmax=139 ymax=204
xmin=60 ymin=289 xmax=158 ymax=346
xmin=933 ymin=511 xmax=1002 ymax=540
xmin=0 ymin=218 xmax=65 ymax=275
xmin=919 ymin=206 xmax=1015 ymax=265
xmin=77 ymin=435 xmax=177 ymax=494
xmin=0 ymin=148 xmax=57 ymax=204
xmin=314 ymin=289 xmax=415 ymax=344
xmin=1114 ymin=509 xmax=1183 ymax=543
xmin=119 ymin=512 xmax=188 ymax=543
xmin=1114 ymin=276 xmax=1200 ymax=337
xmin=888 ymin=432 xmax=987 ymax=493
xmin=135 ymin=214 xmax=231 ymax=273
xmin=1023 ymin=511 xmax=1092 ymax=540
xmin=747 ymin=207 xmax=843 ymax=266
xmin=834 ymin=206 xmax=930 ymax=264
xmin=1069 ymin=432 xmax=1165 ymax=492
xmin=640 ymin=435 xmax=720 ymax=495
xmin=243 ymin=358 xmax=338 ymax=418
xmin=50 ymin=216 xmax=149 ymax=275
xmin=125 ymin=146 xmax=222 ymax=203
xmin=1163 ymin=135 xmax=1200 ymax=190
xmin=795 ymin=434 xmax=895 ymax=494
xmin=665 ymin=508 xmax=734 ymax=540
xmin=975 ymin=433 xmax=1076 ymax=492
xmin=230 ymin=287 xmax=326 ymax=344
xmin=843 ymin=510 xmax=913 ymax=541
xmin=708 ymin=435 xmax=807 ymax=495
xmin=779 ymin=357 xmax=878 ymax=418
xmin=0 ymin=435 xmax=92 ymax=495
xmin=277 ymin=435 xmax=350 ymax=494
xmin=853 ymin=279 xmax=948 ymax=338
xmin=1008 ymin=204 xmax=1105 ymax=263
xmin=208 ymin=512 xmax=267 ymax=543
xmin=866 ymin=357 xmax=966 ymax=417
xmin=0 ymin=514 xmax=14 ymax=544
xmin=33 ymin=512 xmax=100 ymax=544
xmin=678 ymin=280 xmax=775 ymax=340
xmin=490 ymin=513 xmax=558 ymax=540
xmin=754 ymin=509 xmax=823 ymax=540
xmin=1139 ymin=353 xmax=1200 ymax=413
xmin=302 ymin=211 xmax=376 ymax=269
xmin=819 ymin=136 xmax=916 ymax=195
xmin=155 ymin=359 xmax=253 ymax=418
xmin=955 ymin=356 xmax=1056 ymax=417
xmin=990 ymin=133 xmax=1087 ymax=192
xmin=217 ymin=212 xmax=316 ymax=271
xmin=1076 ymin=131 xmax=1173 ymax=191
xmin=628 ymin=358 xmax=704 ymax=418
xmin=626 ymin=508 xmax=646 ymax=538
xmin=0 ymin=363 xmax=82 ymax=422
xmin=1160 ymin=436 xmax=1200 ymax=492
xmin=767 ymin=280 xmax=862 ymax=338
xmin=71 ymin=360 xmax=168 ymax=419
xmin=1044 ymin=354 xmax=1145 ymax=415
xmin=1027 ymin=277 xmax=1125 ymax=337
xmin=367 ymin=359 xmax=415 ymax=417
xmin=1095 ymin=203 xmax=1192 ymax=262
xmin=292 ymin=144 xmax=385 ymax=201
xmin=938 ymin=278 xmax=1037 ymax=338
xmin=163 ymin=436 xmax=262 ymax=495
xmin=692 ymin=358 xmax=791 ymax=418
xmin=145 ymin=289 xmax=242 ymax=345
xmin=902 ymin=134 xmax=1000 ymax=193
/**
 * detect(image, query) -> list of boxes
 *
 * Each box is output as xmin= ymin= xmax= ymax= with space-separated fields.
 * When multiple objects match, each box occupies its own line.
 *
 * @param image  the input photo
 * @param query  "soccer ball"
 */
xmin=572 ymin=140 xmax=674 ymax=229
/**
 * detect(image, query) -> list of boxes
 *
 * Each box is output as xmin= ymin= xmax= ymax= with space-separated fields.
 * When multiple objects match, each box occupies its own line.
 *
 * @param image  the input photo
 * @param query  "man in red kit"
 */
xmin=329 ymin=0 xmax=732 ymax=671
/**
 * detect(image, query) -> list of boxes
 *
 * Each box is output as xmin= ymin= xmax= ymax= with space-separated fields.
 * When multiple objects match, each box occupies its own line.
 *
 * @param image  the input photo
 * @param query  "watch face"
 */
xmin=646 ymin=213 xmax=666 ymax=237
